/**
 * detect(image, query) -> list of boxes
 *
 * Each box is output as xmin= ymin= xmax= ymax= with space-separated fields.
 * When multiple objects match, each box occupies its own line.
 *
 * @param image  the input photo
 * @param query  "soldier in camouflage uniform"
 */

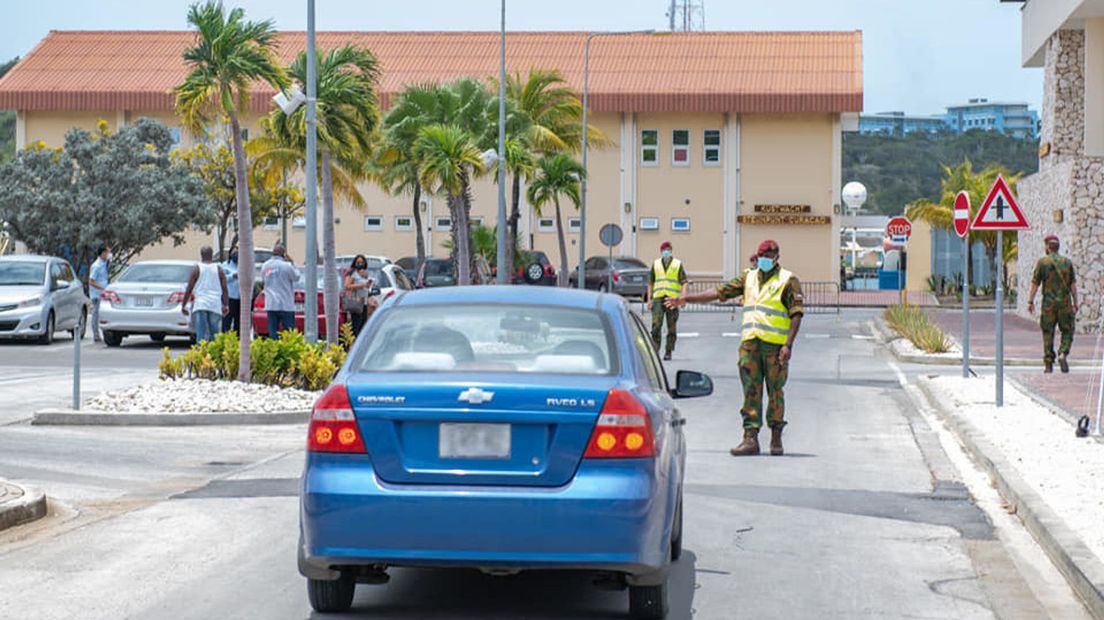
xmin=645 ymin=241 xmax=688 ymax=361
xmin=1027 ymin=235 xmax=1080 ymax=373
xmin=668 ymin=240 xmax=804 ymax=456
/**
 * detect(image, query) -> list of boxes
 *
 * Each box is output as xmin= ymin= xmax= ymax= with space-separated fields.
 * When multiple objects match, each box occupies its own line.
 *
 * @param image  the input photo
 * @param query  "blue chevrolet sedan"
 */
xmin=299 ymin=286 xmax=713 ymax=618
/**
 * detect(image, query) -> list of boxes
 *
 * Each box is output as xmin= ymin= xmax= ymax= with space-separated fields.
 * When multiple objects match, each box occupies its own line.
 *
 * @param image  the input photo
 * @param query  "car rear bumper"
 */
xmin=0 ymin=306 xmax=47 ymax=338
xmin=99 ymin=305 xmax=193 ymax=335
xmin=300 ymin=455 xmax=671 ymax=580
xmin=613 ymin=281 xmax=648 ymax=297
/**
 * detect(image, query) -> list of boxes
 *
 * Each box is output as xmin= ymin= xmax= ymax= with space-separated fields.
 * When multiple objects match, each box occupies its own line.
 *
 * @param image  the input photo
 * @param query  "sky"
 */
xmin=0 ymin=0 xmax=1042 ymax=114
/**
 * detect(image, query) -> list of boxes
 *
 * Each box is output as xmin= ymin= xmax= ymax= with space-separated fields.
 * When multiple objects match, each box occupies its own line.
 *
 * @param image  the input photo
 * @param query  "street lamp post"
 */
xmin=496 ymin=0 xmax=509 ymax=284
xmin=580 ymin=30 xmax=654 ymax=289
xmin=303 ymin=0 xmax=319 ymax=342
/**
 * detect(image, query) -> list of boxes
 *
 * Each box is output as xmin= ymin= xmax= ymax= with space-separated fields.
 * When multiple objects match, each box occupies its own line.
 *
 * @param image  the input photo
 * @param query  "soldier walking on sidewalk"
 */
xmin=667 ymin=240 xmax=804 ymax=456
xmin=1027 ymin=235 xmax=1079 ymax=373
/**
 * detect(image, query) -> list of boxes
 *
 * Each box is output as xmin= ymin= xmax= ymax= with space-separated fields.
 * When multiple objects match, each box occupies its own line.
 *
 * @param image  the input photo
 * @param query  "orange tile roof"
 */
xmin=0 ymin=30 xmax=862 ymax=114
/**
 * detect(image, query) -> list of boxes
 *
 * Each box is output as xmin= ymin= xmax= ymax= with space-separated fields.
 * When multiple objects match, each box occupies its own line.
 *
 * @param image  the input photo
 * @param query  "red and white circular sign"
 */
xmin=886 ymin=216 xmax=912 ymax=240
xmin=953 ymin=191 xmax=971 ymax=238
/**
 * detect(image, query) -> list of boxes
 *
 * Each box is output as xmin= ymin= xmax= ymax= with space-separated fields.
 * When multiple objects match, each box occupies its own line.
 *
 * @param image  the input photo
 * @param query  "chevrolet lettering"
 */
xmin=357 ymin=396 xmax=407 ymax=405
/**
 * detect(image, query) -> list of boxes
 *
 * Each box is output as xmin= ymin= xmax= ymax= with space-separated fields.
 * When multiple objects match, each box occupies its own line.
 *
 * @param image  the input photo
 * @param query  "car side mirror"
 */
xmin=52 ymin=279 xmax=71 ymax=291
xmin=672 ymin=370 xmax=713 ymax=399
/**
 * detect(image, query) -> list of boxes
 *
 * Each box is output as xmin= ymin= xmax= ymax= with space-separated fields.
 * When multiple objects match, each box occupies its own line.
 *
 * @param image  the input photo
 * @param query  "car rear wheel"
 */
xmin=629 ymin=582 xmax=669 ymax=619
xmin=307 ymin=573 xmax=355 ymax=613
xmin=149 ymin=333 xmax=166 ymax=343
xmin=37 ymin=312 xmax=55 ymax=345
xmin=102 ymin=330 xmax=124 ymax=347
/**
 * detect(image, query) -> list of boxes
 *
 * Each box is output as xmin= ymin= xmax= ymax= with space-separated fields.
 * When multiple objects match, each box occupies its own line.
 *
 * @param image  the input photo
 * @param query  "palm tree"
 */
xmin=414 ymin=124 xmax=486 ymax=286
xmin=527 ymin=153 xmax=585 ymax=287
xmin=264 ymin=45 xmax=380 ymax=345
xmin=499 ymin=69 xmax=609 ymax=273
xmin=905 ymin=160 xmax=1021 ymax=292
xmin=175 ymin=1 xmax=288 ymax=381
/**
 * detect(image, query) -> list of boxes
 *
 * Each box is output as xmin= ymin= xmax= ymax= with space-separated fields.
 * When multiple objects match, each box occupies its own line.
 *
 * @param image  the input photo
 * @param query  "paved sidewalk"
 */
xmin=0 ymin=478 xmax=47 ymax=531
xmin=933 ymin=310 xmax=1100 ymax=364
xmin=1013 ymin=370 xmax=1103 ymax=422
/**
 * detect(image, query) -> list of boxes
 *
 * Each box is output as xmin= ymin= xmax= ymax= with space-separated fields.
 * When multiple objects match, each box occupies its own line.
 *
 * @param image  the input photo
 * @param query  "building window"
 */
xmin=672 ymin=130 xmax=690 ymax=167
xmin=364 ymin=215 xmax=384 ymax=232
xmin=292 ymin=216 xmax=307 ymax=229
xmin=536 ymin=217 xmax=555 ymax=232
xmin=435 ymin=216 xmax=452 ymax=231
xmin=394 ymin=216 xmax=413 ymax=231
xmin=262 ymin=216 xmax=279 ymax=230
xmin=641 ymin=129 xmax=659 ymax=166
xmin=671 ymin=218 xmax=691 ymax=232
xmin=469 ymin=216 xmax=485 ymax=228
xmin=568 ymin=217 xmax=581 ymax=232
xmin=639 ymin=217 xmax=660 ymax=232
xmin=703 ymin=129 xmax=721 ymax=166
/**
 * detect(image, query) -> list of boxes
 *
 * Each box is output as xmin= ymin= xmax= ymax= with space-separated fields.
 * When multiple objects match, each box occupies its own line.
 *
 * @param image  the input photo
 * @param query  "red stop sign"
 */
xmin=886 ymin=216 xmax=912 ymax=239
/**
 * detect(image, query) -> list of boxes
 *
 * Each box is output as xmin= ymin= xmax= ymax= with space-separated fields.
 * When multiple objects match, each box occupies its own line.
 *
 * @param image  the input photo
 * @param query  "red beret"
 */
xmin=757 ymin=239 xmax=779 ymax=255
xmin=1044 ymin=235 xmax=1059 ymax=243
xmin=660 ymin=241 xmax=673 ymax=251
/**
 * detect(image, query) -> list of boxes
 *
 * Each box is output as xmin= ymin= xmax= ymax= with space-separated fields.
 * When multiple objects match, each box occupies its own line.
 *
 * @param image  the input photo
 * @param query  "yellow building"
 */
xmin=0 ymin=31 xmax=863 ymax=282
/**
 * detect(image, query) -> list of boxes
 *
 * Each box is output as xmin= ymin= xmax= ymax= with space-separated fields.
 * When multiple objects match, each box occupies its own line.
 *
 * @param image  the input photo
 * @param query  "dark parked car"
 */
xmin=416 ymin=257 xmax=493 ymax=288
xmin=569 ymin=256 xmax=650 ymax=298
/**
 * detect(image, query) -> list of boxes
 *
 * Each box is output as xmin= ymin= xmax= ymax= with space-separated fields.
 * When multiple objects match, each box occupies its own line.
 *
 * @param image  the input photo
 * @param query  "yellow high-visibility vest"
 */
xmin=741 ymin=268 xmax=794 ymax=345
xmin=651 ymin=258 xmax=683 ymax=299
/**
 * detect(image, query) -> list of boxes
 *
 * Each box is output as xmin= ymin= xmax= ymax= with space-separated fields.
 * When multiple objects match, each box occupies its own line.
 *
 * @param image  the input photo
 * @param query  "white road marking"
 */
xmin=804 ymin=333 xmax=830 ymax=339
xmin=678 ymin=332 xmax=700 ymax=338
xmin=851 ymin=334 xmax=875 ymax=340
xmin=722 ymin=332 xmax=741 ymax=338
xmin=886 ymin=358 xmax=909 ymax=388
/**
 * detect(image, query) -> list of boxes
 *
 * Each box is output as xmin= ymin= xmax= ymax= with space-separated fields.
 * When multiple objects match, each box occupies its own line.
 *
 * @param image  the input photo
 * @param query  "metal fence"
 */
xmin=638 ymin=280 xmax=841 ymax=315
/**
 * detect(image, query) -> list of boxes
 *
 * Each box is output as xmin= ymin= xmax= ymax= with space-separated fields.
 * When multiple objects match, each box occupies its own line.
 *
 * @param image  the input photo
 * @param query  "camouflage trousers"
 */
xmin=1040 ymin=303 xmax=1075 ymax=364
xmin=739 ymin=338 xmax=789 ymax=430
xmin=651 ymin=299 xmax=679 ymax=355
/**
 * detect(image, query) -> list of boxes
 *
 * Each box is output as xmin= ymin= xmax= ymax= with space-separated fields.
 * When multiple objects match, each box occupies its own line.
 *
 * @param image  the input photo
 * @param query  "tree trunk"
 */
xmin=460 ymin=171 xmax=477 ymax=283
xmin=320 ymin=150 xmax=340 ymax=346
xmin=554 ymin=197 xmax=568 ymax=287
xmin=411 ymin=183 xmax=425 ymax=276
xmin=448 ymin=191 xmax=471 ymax=286
xmin=228 ymin=110 xmax=253 ymax=382
xmin=280 ymin=170 xmax=289 ymax=247
xmin=504 ymin=172 xmax=522 ymax=278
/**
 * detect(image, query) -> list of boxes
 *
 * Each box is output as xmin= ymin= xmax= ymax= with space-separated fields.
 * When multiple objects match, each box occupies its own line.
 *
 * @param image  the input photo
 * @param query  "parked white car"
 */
xmin=0 ymin=255 xmax=88 ymax=344
xmin=98 ymin=260 xmax=197 ymax=347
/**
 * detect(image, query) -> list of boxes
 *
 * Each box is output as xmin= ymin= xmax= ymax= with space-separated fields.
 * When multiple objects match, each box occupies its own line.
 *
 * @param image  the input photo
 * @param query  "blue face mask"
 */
xmin=757 ymin=257 xmax=775 ymax=272
xmin=661 ymin=250 xmax=672 ymax=259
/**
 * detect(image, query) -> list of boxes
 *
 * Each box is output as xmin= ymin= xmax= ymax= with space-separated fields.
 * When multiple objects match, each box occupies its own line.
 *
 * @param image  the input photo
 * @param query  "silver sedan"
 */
xmin=98 ymin=260 xmax=197 ymax=347
xmin=0 ymin=255 xmax=89 ymax=345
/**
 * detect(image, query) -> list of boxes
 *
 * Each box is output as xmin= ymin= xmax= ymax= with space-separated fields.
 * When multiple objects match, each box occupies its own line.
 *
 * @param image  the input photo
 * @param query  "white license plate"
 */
xmin=630 ymin=276 xmax=643 ymax=283
xmin=439 ymin=423 xmax=511 ymax=459
xmin=134 ymin=297 xmax=154 ymax=307
xmin=294 ymin=302 xmax=306 ymax=313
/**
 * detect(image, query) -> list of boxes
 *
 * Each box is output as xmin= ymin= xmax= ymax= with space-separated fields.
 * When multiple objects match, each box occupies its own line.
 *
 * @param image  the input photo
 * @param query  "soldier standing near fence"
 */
xmin=1026 ymin=235 xmax=1079 ymax=373
xmin=667 ymin=240 xmax=804 ymax=456
xmin=645 ymin=241 xmax=688 ymax=361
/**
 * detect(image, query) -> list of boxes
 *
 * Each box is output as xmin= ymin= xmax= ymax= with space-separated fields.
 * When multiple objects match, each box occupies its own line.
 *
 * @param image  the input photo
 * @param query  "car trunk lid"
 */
xmin=346 ymin=373 xmax=616 ymax=487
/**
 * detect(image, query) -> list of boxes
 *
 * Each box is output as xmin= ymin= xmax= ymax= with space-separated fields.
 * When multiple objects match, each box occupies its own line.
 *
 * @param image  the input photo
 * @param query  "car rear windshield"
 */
xmin=0 ymin=262 xmax=46 ymax=286
xmin=424 ymin=260 xmax=453 ymax=277
xmin=117 ymin=264 xmax=193 ymax=283
xmin=613 ymin=258 xmax=648 ymax=270
xmin=358 ymin=304 xmax=616 ymax=375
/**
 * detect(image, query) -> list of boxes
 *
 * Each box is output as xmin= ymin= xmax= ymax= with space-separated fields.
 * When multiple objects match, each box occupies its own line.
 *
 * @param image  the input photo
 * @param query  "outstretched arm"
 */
xmin=666 ymin=288 xmax=720 ymax=308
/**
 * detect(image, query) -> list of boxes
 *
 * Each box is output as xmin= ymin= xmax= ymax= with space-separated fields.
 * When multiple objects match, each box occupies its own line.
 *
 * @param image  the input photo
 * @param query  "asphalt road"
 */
xmin=0 ymin=310 xmax=1091 ymax=619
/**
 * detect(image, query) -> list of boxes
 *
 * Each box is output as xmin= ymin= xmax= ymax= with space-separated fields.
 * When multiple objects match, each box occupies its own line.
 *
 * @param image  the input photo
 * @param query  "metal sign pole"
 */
xmin=72 ymin=310 xmax=83 ymax=410
xmin=995 ymin=230 xmax=1004 ymax=407
xmin=962 ymin=235 xmax=970 ymax=378
xmin=607 ymin=244 xmax=613 ymax=292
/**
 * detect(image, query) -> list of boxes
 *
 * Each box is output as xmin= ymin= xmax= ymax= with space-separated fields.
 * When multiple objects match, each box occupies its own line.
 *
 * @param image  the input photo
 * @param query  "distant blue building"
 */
xmin=858 ymin=112 xmax=948 ymax=136
xmin=856 ymin=98 xmax=1039 ymax=139
xmin=943 ymin=99 xmax=1039 ymax=139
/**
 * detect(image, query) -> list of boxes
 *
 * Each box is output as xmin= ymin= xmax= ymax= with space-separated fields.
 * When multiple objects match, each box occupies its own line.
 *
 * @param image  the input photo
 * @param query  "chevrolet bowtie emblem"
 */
xmin=458 ymin=387 xmax=495 ymax=405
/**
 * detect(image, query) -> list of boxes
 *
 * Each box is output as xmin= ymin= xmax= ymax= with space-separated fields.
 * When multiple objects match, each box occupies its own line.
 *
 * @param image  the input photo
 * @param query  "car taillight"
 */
xmin=583 ymin=389 xmax=656 ymax=458
xmin=308 ymin=385 xmax=366 ymax=454
xmin=294 ymin=291 xmax=306 ymax=303
xmin=612 ymin=271 xmax=621 ymax=282
xmin=166 ymin=291 xmax=188 ymax=305
xmin=384 ymin=290 xmax=395 ymax=300
xmin=545 ymin=265 xmax=555 ymax=276
xmin=101 ymin=290 xmax=121 ymax=304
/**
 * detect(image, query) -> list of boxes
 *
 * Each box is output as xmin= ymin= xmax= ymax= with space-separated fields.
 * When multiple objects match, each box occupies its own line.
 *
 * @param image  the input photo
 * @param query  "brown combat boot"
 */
xmin=769 ymin=427 xmax=784 ymax=456
xmin=1058 ymin=353 xmax=1070 ymax=374
xmin=730 ymin=429 xmax=760 ymax=456
xmin=1044 ymin=362 xmax=1054 ymax=374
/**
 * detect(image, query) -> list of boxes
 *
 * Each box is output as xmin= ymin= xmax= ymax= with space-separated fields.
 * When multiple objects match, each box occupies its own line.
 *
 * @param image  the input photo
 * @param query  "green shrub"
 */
xmin=158 ymin=330 xmax=349 ymax=391
xmin=884 ymin=304 xmax=952 ymax=354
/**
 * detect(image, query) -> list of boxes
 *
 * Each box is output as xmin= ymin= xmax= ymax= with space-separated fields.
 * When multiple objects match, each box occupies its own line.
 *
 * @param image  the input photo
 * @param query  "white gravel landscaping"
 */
xmin=926 ymin=375 xmax=1104 ymax=563
xmin=81 ymin=379 xmax=319 ymax=414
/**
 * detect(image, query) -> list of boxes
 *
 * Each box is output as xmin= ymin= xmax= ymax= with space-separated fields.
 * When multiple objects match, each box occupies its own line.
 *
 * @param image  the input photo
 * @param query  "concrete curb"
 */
xmin=916 ymin=377 xmax=1104 ymax=619
xmin=874 ymin=316 xmax=1098 ymax=368
xmin=31 ymin=410 xmax=308 ymax=426
xmin=0 ymin=481 xmax=47 ymax=532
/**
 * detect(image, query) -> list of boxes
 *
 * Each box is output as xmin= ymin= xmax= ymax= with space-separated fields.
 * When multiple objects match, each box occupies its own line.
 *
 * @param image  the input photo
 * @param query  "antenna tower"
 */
xmin=667 ymin=0 xmax=705 ymax=31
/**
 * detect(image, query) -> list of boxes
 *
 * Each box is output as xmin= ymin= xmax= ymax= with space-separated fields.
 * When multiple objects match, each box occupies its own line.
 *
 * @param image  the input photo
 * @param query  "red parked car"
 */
xmin=251 ymin=271 xmax=349 ymax=339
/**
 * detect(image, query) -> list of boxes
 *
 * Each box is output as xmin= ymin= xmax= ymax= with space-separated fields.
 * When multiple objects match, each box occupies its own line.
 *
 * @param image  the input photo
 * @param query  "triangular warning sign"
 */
xmin=971 ymin=175 xmax=1029 ymax=230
